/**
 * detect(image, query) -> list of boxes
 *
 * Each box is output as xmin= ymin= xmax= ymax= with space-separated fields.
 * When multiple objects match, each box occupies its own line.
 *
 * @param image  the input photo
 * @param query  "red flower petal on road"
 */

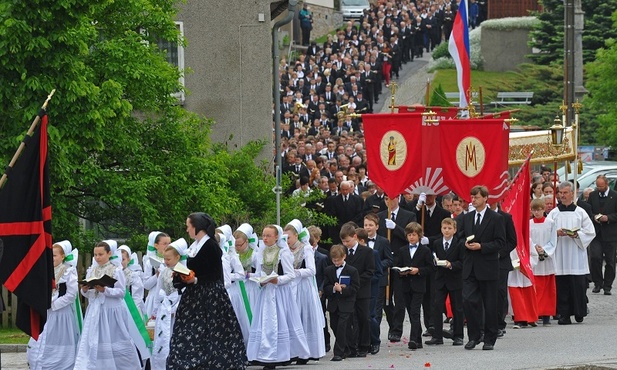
xmin=425 ymin=362 xmax=431 ymax=367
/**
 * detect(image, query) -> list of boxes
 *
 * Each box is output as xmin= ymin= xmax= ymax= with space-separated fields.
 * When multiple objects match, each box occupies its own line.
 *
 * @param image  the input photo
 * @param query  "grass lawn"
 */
xmin=432 ymin=69 xmax=525 ymax=101
xmin=0 ymin=327 xmax=30 ymax=344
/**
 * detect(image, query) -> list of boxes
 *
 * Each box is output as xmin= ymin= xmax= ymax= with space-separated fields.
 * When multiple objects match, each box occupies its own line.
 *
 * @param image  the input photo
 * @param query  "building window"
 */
xmin=157 ymin=21 xmax=185 ymax=105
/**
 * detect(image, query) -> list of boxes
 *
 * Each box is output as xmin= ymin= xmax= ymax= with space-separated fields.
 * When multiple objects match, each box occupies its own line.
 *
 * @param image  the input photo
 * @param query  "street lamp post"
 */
xmin=549 ymin=117 xmax=566 ymax=206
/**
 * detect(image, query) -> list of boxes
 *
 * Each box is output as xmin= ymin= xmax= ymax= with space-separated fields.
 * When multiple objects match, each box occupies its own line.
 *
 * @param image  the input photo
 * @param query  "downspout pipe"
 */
xmin=272 ymin=0 xmax=298 ymax=225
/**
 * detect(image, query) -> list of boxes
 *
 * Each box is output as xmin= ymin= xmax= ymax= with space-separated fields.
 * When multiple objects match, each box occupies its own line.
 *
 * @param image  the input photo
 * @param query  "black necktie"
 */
xmin=475 ymin=213 xmax=481 ymax=227
xmin=444 ymin=241 xmax=450 ymax=251
xmin=391 ymin=212 xmax=396 ymax=221
xmin=349 ymin=249 xmax=355 ymax=257
xmin=296 ymin=165 xmax=300 ymax=172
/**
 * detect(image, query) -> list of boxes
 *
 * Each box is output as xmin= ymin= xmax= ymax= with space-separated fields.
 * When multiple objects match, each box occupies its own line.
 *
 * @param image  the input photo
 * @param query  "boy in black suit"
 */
xmin=393 ymin=222 xmax=434 ymax=350
xmin=324 ymin=244 xmax=360 ymax=361
xmin=425 ymin=218 xmax=465 ymax=346
xmin=339 ymin=223 xmax=375 ymax=357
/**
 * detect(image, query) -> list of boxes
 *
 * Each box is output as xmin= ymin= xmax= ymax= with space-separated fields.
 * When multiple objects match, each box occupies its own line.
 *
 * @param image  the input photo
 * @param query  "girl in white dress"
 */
xmin=74 ymin=241 xmax=142 ymax=370
xmin=217 ymin=224 xmax=251 ymax=348
xmin=27 ymin=240 xmax=80 ymax=370
xmin=150 ymin=238 xmax=187 ymax=370
xmin=234 ymin=223 xmax=260 ymax=313
xmin=119 ymin=245 xmax=146 ymax=318
xmin=284 ymin=219 xmax=326 ymax=362
xmin=142 ymin=231 xmax=171 ymax=318
xmin=247 ymin=225 xmax=310 ymax=369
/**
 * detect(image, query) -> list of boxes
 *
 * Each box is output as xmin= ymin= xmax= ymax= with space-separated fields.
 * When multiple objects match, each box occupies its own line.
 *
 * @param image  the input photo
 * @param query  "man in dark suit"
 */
xmin=587 ymin=175 xmax=617 ymax=295
xmin=490 ymin=202 xmax=517 ymax=336
xmin=324 ymin=245 xmax=361 ymax=361
xmin=376 ymin=195 xmax=417 ymax=341
xmin=363 ymin=186 xmax=387 ymax=216
xmin=339 ymin=224 xmax=375 ymax=358
xmin=456 ymin=185 xmax=506 ymax=350
xmin=393 ymin=222 xmax=434 ymax=350
xmin=426 ymin=218 xmax=465 ymax=346
xmin=363 ymin=213 xmax=393 ymax=354
xmin=325 ymin=181 xmax=363 ymax=244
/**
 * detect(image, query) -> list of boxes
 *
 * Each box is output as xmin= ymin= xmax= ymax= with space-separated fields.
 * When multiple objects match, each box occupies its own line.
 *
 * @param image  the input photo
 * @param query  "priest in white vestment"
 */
xmin=546 ymin=182 xmax=596 ymax=325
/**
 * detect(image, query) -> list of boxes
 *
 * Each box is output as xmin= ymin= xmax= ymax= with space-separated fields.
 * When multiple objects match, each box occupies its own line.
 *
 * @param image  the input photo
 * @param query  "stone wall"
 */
xmin=481 ymin=27 xmax=533 ymax=72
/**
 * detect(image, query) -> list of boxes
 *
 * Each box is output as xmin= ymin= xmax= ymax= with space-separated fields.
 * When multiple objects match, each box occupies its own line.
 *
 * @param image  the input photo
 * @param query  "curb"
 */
xmin=0 ymin=344 xmax=28 ymax=353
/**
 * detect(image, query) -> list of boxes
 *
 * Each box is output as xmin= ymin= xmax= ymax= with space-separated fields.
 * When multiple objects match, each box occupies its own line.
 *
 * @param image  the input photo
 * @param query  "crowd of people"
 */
xmin=277 ymin=0 xmax=487 ymax=133
xmin=26 ymin=165 xmax=615 ymax=369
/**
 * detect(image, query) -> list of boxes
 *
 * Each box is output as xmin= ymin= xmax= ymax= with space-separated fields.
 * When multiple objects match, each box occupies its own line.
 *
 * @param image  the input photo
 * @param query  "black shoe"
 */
xmin=443 ymin=329 xmax=453 ymax=339
xmin=347 ymin=351 xmax=359 ymax=358
xmin=296 ymin=359 xmax=309 ymax=365
xmin=592 ymin=285 xmax=601 ymax=293
xmin=575 ymin=316 xmax=584 ymax=323
xmin=605 ymin=290 xmax=612 ymax=295
xmin=408 ymin=340 xmax=418 ymax=350
xmin=482 ymin=343 xmax=494 ymax=350
xmin=425 ymin=338 xmax=444 ymax=345
xmin=452 ymin=338 xmax=464 ymax=346
xmin=331 ymin=356 xmax=343 ymax=362
xmin=497 ymin=329 xmax=505 ymax=338
xmin=370 ymin=344 xmax=380 ymax=355
xmin=357 ymin=351 xmax=368 ymax=358
xmin=263 ymin=365 xmax=276 ymax=370
xmin=388 ymin=334 xmax=401 ymax=342
xmin=558 ymin=317 xmax=572 ymax=325
xmin=464 ymin=340 xmax=478 ymax=350
xmin=422 ymin=327 xmax=434 ymax=337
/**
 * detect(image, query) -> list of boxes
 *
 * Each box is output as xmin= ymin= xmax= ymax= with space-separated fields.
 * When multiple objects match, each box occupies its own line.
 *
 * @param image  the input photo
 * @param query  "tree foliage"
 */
xmin=529 ymin=0 xmax=617 ymax=65
xmin=0 ymin=0 xmax=332 ymax=251
xmin=586 ymin=11 xmax=617 ymax=148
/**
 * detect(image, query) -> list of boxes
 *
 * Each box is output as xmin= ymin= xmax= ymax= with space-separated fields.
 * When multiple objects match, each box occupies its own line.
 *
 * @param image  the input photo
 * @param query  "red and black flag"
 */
xmin=0 ymin=112 xmax=53 ymax=340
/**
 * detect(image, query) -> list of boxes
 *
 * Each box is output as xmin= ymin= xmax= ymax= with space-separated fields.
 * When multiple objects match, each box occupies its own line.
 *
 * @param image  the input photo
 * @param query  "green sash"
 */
xmin=237 ymin=280 xmax=253 ymax=324
xmin=124 ymin=290 xmax=152 ymax=353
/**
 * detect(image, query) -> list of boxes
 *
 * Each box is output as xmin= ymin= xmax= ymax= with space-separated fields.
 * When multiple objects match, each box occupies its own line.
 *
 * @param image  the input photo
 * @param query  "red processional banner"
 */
xmin=502 ymin=154 xmax=534 ymax=284
xmin=363 ymin=113 xmax=424 ymax=198
xmin=438 ymin=119 xmax=510 ymax=203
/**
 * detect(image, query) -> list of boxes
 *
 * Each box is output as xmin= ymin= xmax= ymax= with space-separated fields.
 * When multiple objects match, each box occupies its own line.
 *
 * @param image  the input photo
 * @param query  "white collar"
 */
xmin=187 ymin=234 xmax=210 ymax=258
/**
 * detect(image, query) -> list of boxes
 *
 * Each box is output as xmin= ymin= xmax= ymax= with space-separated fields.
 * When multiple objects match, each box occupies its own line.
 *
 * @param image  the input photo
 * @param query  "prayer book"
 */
xmin=148 ymin=255 xmax=164 ymax=268
xmin=250 ymin=273 xmax=279 ymax=284
xmin=173 ymin=263 xmax=191 ymax=276
xmin=79 ymin=275 xmax=117 ymax=288
xmin=338 ymin=275 xmax=351 ymax=286
xmin=511 ymin=259 xmax=520 ymax=270
xmin=562 ymin=227 xmax=580 ymax=237
xmin=466 ymin=235 xmax=478 ymax=243
xmin=392 ymin=266 xmax=412 ymax=273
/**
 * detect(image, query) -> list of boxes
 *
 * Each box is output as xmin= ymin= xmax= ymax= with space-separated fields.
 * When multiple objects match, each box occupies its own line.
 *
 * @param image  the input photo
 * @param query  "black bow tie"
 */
xmin=368 ymin=238 xmax=376 ymax=242
xmin=336 ymin=265 xmax=344 ymax=269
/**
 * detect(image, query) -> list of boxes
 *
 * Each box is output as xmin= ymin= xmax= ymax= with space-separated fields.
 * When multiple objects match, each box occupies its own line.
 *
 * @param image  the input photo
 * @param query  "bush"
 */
xmin=428 ymin=27 xmax=483 ymax=71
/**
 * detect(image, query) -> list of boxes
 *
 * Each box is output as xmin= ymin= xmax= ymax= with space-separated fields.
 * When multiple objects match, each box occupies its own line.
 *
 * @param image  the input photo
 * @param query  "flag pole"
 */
xmin=0 ymin=90 xmax=55 ymax=190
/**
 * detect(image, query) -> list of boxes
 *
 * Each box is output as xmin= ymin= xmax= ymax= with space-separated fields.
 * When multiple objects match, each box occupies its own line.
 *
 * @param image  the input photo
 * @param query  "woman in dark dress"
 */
xmin=167 ymin=212 xmax=247 ymax=369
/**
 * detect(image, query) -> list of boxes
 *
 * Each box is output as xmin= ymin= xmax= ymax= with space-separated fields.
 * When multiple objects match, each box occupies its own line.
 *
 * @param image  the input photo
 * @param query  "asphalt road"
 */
xmin=2 ymin=290 xmax=616 ymax=370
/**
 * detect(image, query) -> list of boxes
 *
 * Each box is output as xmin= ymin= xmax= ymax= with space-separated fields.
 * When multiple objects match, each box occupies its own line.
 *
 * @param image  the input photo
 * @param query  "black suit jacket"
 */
xmin=363 ymin=193 xmax=387 ymax=215
xmin=393 ymin=244 xmax=434 ymax=293
xmin=314 ymin=249 xmax=328 ymax=291
xmin=414 ymin=204 xmax=451 ymax=243
xmin=346 ymin=245 xmax=375 ymax=299
xmin=497 ymin=210 xmax=517 ymax=271
xmin=324 ymin=263 xmax=360 ymax=313
xmin=587 ymin=189 xmax=617 ymax=241
xmin=456 ymin=208 xmax=506 ymax=281
xmin=369 ymin=235 xmax=394 ymax=286
xmin=432 ymin=237 xmax=464 ymax=291
xmin=376 ymin=208 xmax=417 ymax=252
xmin=325 ymin=193 xmax=363 ymax=243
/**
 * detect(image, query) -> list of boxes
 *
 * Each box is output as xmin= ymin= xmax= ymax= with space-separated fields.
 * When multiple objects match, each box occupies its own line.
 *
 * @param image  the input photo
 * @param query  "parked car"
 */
xmin=341 ymin=0 xmax=369 ymax=20
xmin=556 ymin=161 xmax=617 ymax=197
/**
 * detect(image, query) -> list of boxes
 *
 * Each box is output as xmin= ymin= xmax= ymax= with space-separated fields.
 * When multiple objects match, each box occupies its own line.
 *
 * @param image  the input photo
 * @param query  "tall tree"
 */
xmin=529 ymin=0 xmax=617 ymax=65
xmin=586 ymin=11 xmax=617 ymax=148
xmin=0 ymin=0 xmax=324 ymax=248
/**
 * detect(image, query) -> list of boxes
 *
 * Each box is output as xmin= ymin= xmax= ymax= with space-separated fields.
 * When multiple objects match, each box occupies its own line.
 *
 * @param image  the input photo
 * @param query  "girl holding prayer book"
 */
xmin=27 ymin=240 xmax=81 ymax=370
xmin=150 ymin=238 xmax=187 ymax=370
xmin=247 ymin=225 xmax=310 ymax=369
xmin=74 ymin=241 xmax=142 ymax=369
